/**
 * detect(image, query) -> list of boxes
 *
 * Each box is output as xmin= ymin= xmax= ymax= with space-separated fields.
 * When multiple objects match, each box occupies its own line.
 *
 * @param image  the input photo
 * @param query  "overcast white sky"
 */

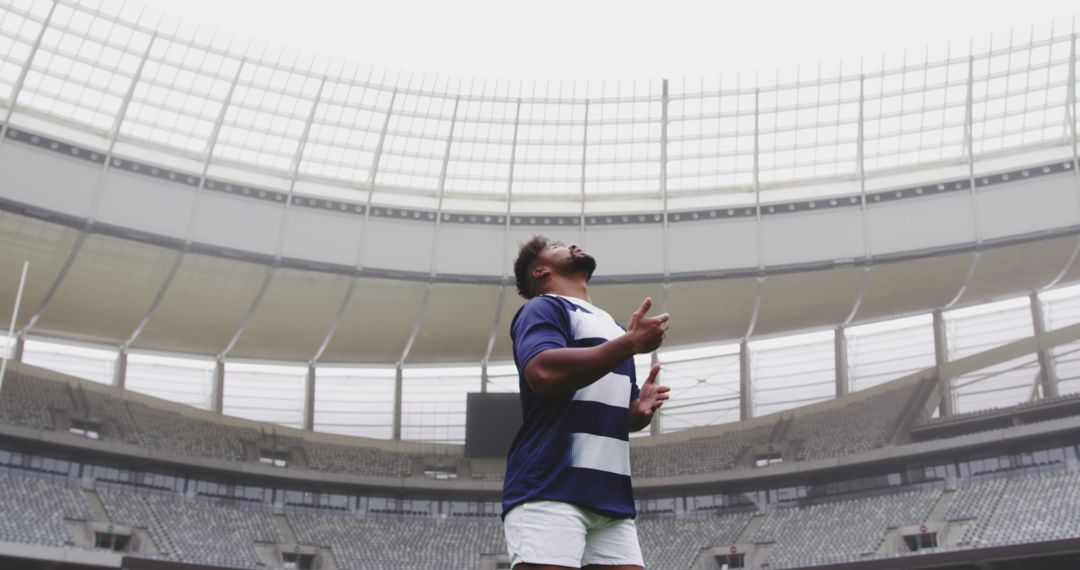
xmin=134 ymin=0 xmax=1078 ymax=81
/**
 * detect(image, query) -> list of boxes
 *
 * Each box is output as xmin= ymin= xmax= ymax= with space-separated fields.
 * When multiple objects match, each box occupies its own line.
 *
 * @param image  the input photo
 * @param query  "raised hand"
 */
xmin=634 ymin=363 xmax=670 ymax=417
xmin=626 ymin=297 xmax=670 ymax=354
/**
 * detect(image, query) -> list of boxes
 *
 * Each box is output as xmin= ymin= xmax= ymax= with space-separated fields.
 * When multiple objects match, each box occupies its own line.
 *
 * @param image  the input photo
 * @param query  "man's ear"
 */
xmin=532 ymin=264 xmax=550 ymax=281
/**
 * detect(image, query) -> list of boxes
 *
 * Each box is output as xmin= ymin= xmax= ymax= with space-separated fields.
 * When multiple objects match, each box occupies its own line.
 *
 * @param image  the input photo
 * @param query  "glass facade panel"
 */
xmin=847 ymin=314 xmax=935 ymax=391
xmin=1042 ymin=284 xmax=1080 ymax=396
xmin=751 ymin=330 xmax=834 ymax=416
xmin=656 ymin=344 xmax=741 ymax=432
xmin=401 ymin=364 xmax=480 ymax=443
xmin=22 ymin=338 xmax=115 ymax=384
xmin=125 ymin=352 xmax=215 ymax=410
xmin=946 ymin=296 xmax=1037 ymax=412
xmin=313 ymin=366 xmax=395 ymax=439
xmin=222 ymin=361 xmax=305 ymax=428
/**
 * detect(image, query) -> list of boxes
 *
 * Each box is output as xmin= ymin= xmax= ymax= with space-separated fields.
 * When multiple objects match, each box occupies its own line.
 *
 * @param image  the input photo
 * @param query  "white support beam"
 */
xmin=1044 ymin=29 xmax=1080 ymax=291
xmin=0 ymin=0 xmax=59 ymax=148
xmin=220 ymin=76 xmax=326 ymax=360
xmin=18 ymin=32 xmax=157 ymax=339
xmin=480 ymin=97 xmax=520 ymax=391
xmin=124 ymin=60 xmax=245 ymax=351
xmin=945 ymin=53 xmax=983 ymax=310
xmin=844 ymin=73 xmax=871 ymax=325
xmin=394 ymin=95 xmax=460 ymax=440
xmin=310 ymin=89 xmax=398 ymax=365
xmin=653 ymin=79 xmax=671 ymax=437
xmin=745 ymin=88 xmax=764 ymax=340
xmin=578 ymin=99 xmax=590 ymax=243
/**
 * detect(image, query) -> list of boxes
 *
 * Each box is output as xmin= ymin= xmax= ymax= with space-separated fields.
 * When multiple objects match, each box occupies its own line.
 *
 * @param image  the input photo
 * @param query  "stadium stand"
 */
xmin=789 ymin=380 xmax=923 ymax=461
xmin=637 ymin=513 xmax=752 ymax=569
xmin=99 ymin=487 xmax=280 ymax=568
xmin=1 ymin=458 xmax=1080 ymax=568
xmin=979 ymin=470 xmax=1080 ymax=547
xmin=945 ymin=476 xmax=1008 ymax=547
xmin=630 ymin=423 xmax=774 ymax=477
xmin=122 ymin=402 xmax=255 ymax=463
xmin=1 ymin=365 xmax=1060 ymax=485
xmin=290 ymin=512 xmax=504 ymax=569
xmin=0 ymin=470 xmax=89 ymax=546
xmin=303 ymin=439 xmax=414 ymax=478
xmin=0 ymin=371 xmax=72 ymax=430
xmin=753 ymin=489 xmax=942 ymax=568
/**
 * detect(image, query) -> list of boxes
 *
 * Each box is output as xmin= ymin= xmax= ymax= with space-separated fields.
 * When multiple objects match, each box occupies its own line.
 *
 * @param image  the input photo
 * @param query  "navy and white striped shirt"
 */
xmin=502 ymin=294 xmax=640 ymax=519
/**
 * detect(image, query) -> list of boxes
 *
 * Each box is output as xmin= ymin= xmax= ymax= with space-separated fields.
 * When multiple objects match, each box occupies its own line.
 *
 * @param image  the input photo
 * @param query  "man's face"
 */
xmin=538 ymin=240 xmax=597 ymax=281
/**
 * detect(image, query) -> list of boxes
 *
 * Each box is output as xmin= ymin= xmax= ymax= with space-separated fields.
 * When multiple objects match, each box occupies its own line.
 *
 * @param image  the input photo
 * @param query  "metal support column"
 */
xmin=480 ymin=99 xmax=521 ymax=389
xmin=933 ymin=310 xmax=955 ymax=417
xmin=113 ymin=349 xmax=127 ymax=389
xmin=392 ymin=363 xmax=403 ymax=440
xmin=309 ymin=89 xmax=398 ymax=365
xmin=393 ymin=95 xmax=460 ymax=440
xmin=1045 ymin=29 xmax=1080 ymax=290
xmin=19 ymin=32 xmax=155 ymax=337
xmin=124 ymin=59 xmax=246 ymax=350
xmin=946 ymin=53 xmax=983 ymax=310
xmin=835 ymin=326 xmax=849 ymax=397
xmin=740 ymin=340 xmax=753 ymax=421
xmin=652 ymin=79 xmax=671 ymax=437
xmin=303 ymin=363 xmax=316 ymax=431
xmin=211 ymin=358 xmax=225 ymax=414
xmin=745 ymin=87 xmax=764 ymax=339
xmin=578 ymin=99 xmax=590 ymax=244
xmin=1030 ymin=292 xmax=1060 ymax=399
xmin=844 ymin=73 xmax=871 ymax=325
xmin=11 ymin=335 xmax=24 ymax=363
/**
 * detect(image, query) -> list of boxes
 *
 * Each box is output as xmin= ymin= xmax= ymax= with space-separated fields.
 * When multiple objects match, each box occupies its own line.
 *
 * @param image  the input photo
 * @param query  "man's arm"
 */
xmin=523 ymin=298 xmax=668 ymax=396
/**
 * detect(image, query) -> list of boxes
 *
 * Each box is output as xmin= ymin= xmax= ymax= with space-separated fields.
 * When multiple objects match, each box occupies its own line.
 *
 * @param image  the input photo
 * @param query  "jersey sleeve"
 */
xmin=511 ymin=296 xmax=573 ymax=370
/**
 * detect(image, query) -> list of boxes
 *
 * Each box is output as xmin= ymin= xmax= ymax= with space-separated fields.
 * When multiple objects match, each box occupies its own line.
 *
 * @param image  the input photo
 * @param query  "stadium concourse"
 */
xmin=2 ymin=0 xmax=1080 ymax=568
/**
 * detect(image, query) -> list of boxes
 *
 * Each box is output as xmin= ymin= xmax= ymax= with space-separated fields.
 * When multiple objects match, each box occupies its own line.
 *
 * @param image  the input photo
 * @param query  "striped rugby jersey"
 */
xmin=502 ymin=294 xmax=640 ymax=519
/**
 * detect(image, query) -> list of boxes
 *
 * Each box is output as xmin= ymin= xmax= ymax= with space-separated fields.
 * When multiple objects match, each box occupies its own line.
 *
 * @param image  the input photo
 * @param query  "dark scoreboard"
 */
xmin=464 ymin=392 xmax=522 ymax=459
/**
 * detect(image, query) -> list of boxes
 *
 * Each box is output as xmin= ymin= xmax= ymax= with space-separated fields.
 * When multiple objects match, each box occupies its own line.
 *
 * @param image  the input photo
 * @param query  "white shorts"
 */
xmin=503 ymin=500 xmax=644 ymax=568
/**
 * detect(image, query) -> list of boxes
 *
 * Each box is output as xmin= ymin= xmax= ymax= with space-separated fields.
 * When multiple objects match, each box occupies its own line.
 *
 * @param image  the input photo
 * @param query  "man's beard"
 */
xmin=569 ymin=252 xmax=597 ymax=281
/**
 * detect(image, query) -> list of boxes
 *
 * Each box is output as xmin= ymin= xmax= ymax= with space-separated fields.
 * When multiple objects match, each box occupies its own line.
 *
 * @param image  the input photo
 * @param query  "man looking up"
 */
xmin=502 ymin=235 xmax=671 ymax=570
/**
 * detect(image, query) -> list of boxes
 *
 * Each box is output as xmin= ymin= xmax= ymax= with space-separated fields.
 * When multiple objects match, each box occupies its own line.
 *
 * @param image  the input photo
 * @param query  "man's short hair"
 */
xmin=513 ymin=235 xmax=549 ymax=299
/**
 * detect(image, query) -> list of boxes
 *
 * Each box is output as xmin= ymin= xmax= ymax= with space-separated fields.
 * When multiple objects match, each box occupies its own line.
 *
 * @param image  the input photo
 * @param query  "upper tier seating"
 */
xmin=0 ymin=371 xmax=72 ymax=430
xmin=789 ymin=381 xmax=920 ymax=461
xmin=630 ymin=423 xmax=774 ymax=477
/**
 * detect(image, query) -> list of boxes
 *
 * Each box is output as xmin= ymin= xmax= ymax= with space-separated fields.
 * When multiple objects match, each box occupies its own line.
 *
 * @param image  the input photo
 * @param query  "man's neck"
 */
xmin=541 ymin=277 xmax=590 ymax=304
